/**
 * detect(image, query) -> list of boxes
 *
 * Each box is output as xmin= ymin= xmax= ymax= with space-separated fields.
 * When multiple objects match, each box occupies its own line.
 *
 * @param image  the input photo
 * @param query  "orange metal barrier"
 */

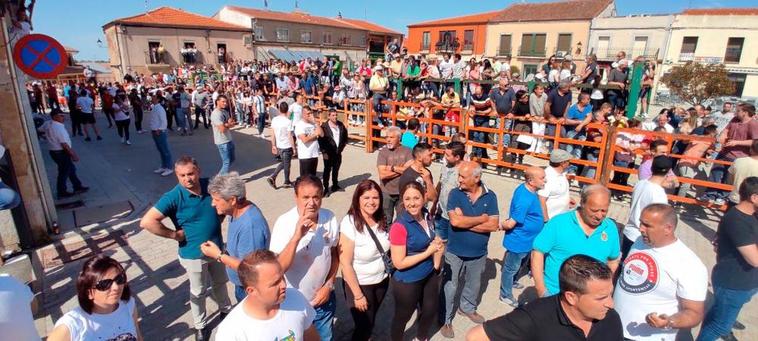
xmin=601 ymin=127 xmax=733 ymax=209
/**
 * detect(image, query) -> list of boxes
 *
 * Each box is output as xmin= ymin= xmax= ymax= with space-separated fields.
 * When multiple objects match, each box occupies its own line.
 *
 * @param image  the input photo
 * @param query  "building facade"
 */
xmin=484 ymin=0 xmax=615 ymax=76
xmin=588 ymin=14 xmax=673 ymax=64
xmin=405 ymin=10 xmax=503 ymax=57
xmin=662 ymin=8 xmax=758 ymax=97
xmin=102 ymin=7 xmax=251 ymax=80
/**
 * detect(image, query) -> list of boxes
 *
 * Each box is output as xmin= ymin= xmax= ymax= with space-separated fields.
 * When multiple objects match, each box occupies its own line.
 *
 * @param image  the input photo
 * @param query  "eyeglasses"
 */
xmin=93 ymin=272 xmax=127 ymax=291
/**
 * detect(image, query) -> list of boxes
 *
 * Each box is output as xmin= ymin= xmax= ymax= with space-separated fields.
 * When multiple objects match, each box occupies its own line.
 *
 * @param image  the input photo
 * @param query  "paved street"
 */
xmin=33 ymin=112 xmax=756 ymax=340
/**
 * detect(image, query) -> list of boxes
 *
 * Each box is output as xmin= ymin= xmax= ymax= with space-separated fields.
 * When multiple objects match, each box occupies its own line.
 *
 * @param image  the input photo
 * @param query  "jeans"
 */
xmin=216 ymin=141 xmax=236 ymax=175
xmin=115 ymin=119 xmax=130 ymax=141
xmin=471 ymin=115 xmax=490 ymax=159
xmin=545 ymin=123 xmax=557 ymax=150
xmin=607 ymin=90 xmax=625 ymax=110
xmin=581 ymin=150 xmax=599 ymax=181
xmin=434 ymin=215 xmax=450 ymax=241
xmin=704 ymin=155 xmax=735 ymax=200
xmin=313 ymin=291 xmax=336 ymax=341
xmin=151 ymin=130 xmax=172 ymax=169
xmin=270 ymin=147 xmax=293 ymax=184
xmin=49 ymin=150 xmax=83 ymax=195
xmin=257 ymin=112 xmax=266 ymax=135
xmin=499 ymin=251 xmax=529 ymax=300
xmin=175 ymin=108 xmax=187 ymax=130
xmin=178 ymin=256 xmax=232 ymax=329
xmin=697 ymin=286 xmax=757 ymax=341
xmin=442 ymin=252 xmax=486 ymax=324
xmin=677 ymin=165 xmax=698 ymax=198
xmin=322 ymin=153 xmax=342 ymax=190
xmin=561 ymin=127 xmax=585 ymax=174
xmin=0 ymin=181 xmax=21 ymax=210
xmin=194 ymin=105 xmax=208 ymax=128
xmin=382 ymin=192 xmax=401 ymax=226
xmin=500 ymin=118 xmax=514 ymax=147
xmin=133 ymin=107 xmax=143 ymax=131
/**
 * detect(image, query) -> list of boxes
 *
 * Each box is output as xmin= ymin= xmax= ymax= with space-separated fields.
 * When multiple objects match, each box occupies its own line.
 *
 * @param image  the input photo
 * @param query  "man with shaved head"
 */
xmin=498 ymin=166 xmax=546 ymax=307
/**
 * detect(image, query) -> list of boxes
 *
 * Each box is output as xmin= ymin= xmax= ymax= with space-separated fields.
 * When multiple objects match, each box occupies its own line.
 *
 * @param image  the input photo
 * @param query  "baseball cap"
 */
xmin=550 ymin=149 xmax=573 ymax=163
xmin=652 ymin=155 xmax=673 ymax=174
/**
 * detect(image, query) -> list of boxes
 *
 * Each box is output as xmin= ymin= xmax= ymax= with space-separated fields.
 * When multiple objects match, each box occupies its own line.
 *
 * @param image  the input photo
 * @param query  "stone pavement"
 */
xmin=33 ymin=111 xmax=756 ymax=340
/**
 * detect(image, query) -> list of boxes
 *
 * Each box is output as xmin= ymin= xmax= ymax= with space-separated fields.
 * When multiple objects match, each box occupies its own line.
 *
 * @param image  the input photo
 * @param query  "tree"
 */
xmin=661 ymin=61 xmax=735 ymax=106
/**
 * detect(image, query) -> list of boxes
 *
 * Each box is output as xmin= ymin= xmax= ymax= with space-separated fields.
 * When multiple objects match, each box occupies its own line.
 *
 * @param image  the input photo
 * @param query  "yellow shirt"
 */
xmin=369 ymin=75 xmax=388 ymax=93
xmin=728 ymin=156 xmax=758 ymax=203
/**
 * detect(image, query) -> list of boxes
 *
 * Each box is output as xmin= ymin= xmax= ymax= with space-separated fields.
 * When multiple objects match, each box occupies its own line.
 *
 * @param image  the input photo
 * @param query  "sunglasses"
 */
xmin=93 ymin=272 xmax=127 ymax=291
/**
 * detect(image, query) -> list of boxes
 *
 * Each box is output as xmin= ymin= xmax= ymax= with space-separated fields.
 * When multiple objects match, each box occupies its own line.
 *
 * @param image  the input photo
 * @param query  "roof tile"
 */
xmin=408 ymin=10 xmax=505 ymax=27
xmin=226 ymin=6 xmax=358 ymax=30
xmin=681 ymin=8 xmax=758 ymax=16
xmin=105 ymin=6 xmax=248 ymax=31
xmin=490 ymin=0 xmax=612 ymax=22
xmin=335 ymin=18 xmax=401 ymax=35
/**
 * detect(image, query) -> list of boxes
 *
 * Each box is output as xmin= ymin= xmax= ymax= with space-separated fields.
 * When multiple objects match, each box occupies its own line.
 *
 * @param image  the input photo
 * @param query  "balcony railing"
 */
xmin=462 ymin=43 xmax=473 ymax=51
xmin=589 ymin=46 xmax=661 ymax=61
xmin=435 ymin=39 xmax=461 ymax=53
xmin=678 ymin=52 xmax=695 ymax=62
xmin=518 ymin=45 xmax=548 ymax=58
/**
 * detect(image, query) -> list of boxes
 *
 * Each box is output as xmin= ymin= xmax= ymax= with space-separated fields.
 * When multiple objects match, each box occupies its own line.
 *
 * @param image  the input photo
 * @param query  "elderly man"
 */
xmin=269 ymin=175 xmax=340 ymax=341
xmin=538 ymin=149 xmax=573 ymax=220
xmin=470 ymin=85 xmax=493 ymax=160
xmin=140 ymin=156 xmax=232 ymax=341
xmin=45 ymin=109 xmax=88 ymax=199
xmin=532 ymin=184 xmax=621 ymax=297
xmin=489 ymin=77 xmax=516 ymax=147
xmin=466 ymin=255 xmax=623 ymax=341
xmin=499 ymin=166 xmax=546 ymax=307
xmin=440 ymin=161 xmax=500 ymax=338
xmin=199 ymin=172 xmax=270 ymax=303
xmin=642 ymin=113 xmax=675 ymax=133
xmin=376 ymin=126 xmax=413 ymax=224
xmin=615 ymin=204 xmax=707 ymax=340
xmin=216 ymin=250 xmax=319 ymax=340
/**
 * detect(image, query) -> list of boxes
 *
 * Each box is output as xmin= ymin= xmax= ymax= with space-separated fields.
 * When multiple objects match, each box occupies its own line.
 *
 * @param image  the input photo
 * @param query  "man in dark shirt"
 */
xmin=544 ymin=81 xmax=572 ymax=150
xmin=470 ymin=85 xmax=492 ymax=160
xmin=606 ymin=60 xmax=628 ymax=111
xmin=376 ymin=126 xmax=413 ymax=224
xmin=489 ymin=78 xmax=516 ymax=150
xmin=698 ymin=177 xmax=758 ymax=341
xmin=466 ymin=254 xmax=622 ymax=341
xmin=398 ymin=143 xmax=437 ymax=204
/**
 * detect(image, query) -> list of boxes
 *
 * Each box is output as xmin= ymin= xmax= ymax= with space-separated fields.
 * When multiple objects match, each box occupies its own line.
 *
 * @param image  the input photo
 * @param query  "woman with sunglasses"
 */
xmin=48 ymin=255 xmax=142 ymax=341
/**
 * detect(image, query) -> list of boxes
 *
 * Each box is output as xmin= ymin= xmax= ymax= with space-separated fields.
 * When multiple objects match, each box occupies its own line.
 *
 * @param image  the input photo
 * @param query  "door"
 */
xmin=597 ymin=36 xmax=609 ymax=59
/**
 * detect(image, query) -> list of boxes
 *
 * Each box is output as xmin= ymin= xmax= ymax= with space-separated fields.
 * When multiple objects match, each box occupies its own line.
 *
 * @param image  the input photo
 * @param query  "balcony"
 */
xmin=518 ymin=45 xmax=548 ymax=58
xmin=435 ymin=39 xmax=460 ymax=54
xmin=462 ymin=43 xmax=473 ymax=52
xmin=678 ymin=52 xmax=695 ymax=62
xmin=591 ymin=46 xmax=660 ymax=61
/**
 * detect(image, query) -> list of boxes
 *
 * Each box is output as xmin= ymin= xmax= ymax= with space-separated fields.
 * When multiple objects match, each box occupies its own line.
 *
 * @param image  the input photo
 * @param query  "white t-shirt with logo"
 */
xmin=269 ymin=207 xmax=339 ymax=301
xmin=215 ymin=288 xmax=315 ymax=341
xmin=271 ymin=115 xmax=293 ymax=149
xmin=614 ymin=239 xmax=708 ymax=341
xmin=294 ymin=120 xmax=320 ymax=159
xmin=288 ymin=102 xmax=303 ymax=131
xmin=55 ymin=297 xmax=138 ymax=341
xmin=537 ymin=166 xmax=570 ymax=219
xmin=0 ymin=274 xmax=39 ymax=341
xmin=340 ymin=215 xmax=390 ymax=285
xmin=624 ymin=179 xmax=668 ymax=241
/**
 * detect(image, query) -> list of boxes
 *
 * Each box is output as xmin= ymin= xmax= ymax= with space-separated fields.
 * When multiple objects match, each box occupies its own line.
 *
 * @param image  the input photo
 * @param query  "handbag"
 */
xmin=365 ymin=224 xmax=395 ymax=275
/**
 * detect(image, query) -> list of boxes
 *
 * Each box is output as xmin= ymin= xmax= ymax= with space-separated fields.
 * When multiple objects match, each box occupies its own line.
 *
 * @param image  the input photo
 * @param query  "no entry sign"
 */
xmin=12 ymin=34 xmax=68 ymax=79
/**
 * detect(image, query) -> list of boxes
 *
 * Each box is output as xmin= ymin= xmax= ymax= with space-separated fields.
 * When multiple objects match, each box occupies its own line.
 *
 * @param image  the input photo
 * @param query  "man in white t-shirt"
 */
xmin=268 ymin=102 xmax=296 ymax=189
xmin=538 ymin=149 xmax=573 ymax=221
xmin=288 ymin=93 xmax=304 ymax=130
xmin=0 ymin=274 xmax=39 ymax=341
xmin=294 ymin=106 xmax=323 ymax=177
xmin=216 ymin=250 xmax=319 ymax=341
xmin=623 ymin=155 xmax=671 ymax=258
xmin=642 ymin=113 xmax=675 ymax=133
xmin=614 ymin=204 xmax=707 ymax=341
xmin=269 ymin=175 xmax=339 ymax=341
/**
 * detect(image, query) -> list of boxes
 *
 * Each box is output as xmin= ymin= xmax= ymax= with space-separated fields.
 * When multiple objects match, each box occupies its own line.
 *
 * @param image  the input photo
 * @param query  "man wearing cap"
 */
xmin=623 ymin=155 xmax=672 ymax=258
xmin=370 ymin=65 xmax=390 ymax=146
xmin=45 ymin=109 xmax=89 ymax=199
xmin=538 ymin=149 xmax=573 ymax=221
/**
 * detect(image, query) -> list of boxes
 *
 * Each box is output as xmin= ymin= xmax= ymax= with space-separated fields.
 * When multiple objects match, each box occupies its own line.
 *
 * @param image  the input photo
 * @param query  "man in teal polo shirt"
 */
xmin=140 ymin=156 xmax=232 ymax=341
xmin=531 ymin=184 xmax=620 ymax=297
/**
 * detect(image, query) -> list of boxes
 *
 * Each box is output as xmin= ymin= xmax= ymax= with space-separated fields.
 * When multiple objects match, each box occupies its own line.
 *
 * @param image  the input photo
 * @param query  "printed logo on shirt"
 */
xmin=276 ymin=329 xmax=296 ymax=341
xmin=107 ymin=333 xmax=137 ymax=341
xmin=619 ymin=252 xmax=659 ymax=294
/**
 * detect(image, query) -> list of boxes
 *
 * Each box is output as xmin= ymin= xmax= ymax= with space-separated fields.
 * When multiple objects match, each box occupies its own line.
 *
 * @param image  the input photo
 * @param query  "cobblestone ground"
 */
xmin=34 ymin=113 xmax=756 ymax=340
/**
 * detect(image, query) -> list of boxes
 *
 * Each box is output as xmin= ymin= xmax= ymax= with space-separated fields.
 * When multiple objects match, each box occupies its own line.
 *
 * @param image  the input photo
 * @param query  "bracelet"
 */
xmin=354 ymin=295 xmax=365 ymax=301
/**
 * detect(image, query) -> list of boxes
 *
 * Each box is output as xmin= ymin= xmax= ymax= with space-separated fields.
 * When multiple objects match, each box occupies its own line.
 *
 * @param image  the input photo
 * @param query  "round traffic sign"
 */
xmin=12 ymin=34 xmax=68 ymax=79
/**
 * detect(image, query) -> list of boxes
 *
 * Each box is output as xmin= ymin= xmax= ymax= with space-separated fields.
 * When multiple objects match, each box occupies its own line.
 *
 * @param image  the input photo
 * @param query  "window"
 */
xmin=725 ymin=37 xmax=744 ymax=64
xmin=556 ymin=34 xmax=572 ymax=56
xmin=243 ymin=35 xmax=252 ymax=45
xmin=524 ymin=64 xmax=538 ymax=77
xmin=360 ymin=34 xmax=366 ymax=46
xmin=148 ymin=41 xmax=161 ymax=64
xmin=438 ymin=30 xmax=456 ymax=44
xmin=498 ymin=34 xmax=512 ymax=56
xmin=520 ymin=33 xmax=546 ymax=57
xmin=340 ymin=34 xmax=351 ymax=45
xmin=421 ymin=31 xmax=431 ymax=50
xmin=633 ymin=36 xmax=648 ymax=57
xmin=597 ymin=36 xmax=610 ymax=58
xmin=680 ymin=36 xmax=698 ymax=61
xmin=728 ymin=73 xmax=746 ymax=96
xmin=463 ymin=30 xmax=474 ymax=50
xmin=323 ymin=32 xmax=333 ymax=44
xmin=183 ymin=42 xmax=195 ymax=49
xmin=276 ymin=28 xmax=289 ymax=42
xmin=254 ymin=26 xmax=264 ymax=41
xmin=300 ymin=31 xmax=312 ymax=43
xmin=437 ymin=30 xmax=457 ymax=51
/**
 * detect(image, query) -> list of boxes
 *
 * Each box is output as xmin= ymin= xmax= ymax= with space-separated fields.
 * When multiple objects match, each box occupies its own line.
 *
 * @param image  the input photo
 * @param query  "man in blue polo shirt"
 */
xmin=531 ymin=184 xmax=620 ymax=298
xmin=440 ymin=161 xmax=499 ymax=339
xmin=499 ymin=166 xmax=546 ymax=307
xmin=140 ymin=156 xmax=232 ymax=341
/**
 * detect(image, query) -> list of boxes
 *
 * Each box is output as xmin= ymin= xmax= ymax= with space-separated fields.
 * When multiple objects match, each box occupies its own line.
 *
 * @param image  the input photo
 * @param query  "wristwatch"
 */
xmin=216 ymin=250 xmax=229 ymax=263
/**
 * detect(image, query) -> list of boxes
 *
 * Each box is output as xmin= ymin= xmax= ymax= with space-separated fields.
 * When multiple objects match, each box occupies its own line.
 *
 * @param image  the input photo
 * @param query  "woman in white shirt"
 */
xmin=112 ymin=95 xmax=132 ymax=145
xmin=339 ymin=179 xmax=390 ymax=341
xmin=48 ymin=255 xmax=142 ymax=341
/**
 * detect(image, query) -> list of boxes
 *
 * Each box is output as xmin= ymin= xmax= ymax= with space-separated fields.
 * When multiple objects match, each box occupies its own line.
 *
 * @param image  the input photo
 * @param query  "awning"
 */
xmin=266 ymin=49 xmax=325 ymax=62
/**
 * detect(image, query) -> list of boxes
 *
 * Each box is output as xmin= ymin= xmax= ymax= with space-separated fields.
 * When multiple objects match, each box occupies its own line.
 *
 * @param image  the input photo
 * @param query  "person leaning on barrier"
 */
xmin=466 ymin=254 xmax=623 ymax=341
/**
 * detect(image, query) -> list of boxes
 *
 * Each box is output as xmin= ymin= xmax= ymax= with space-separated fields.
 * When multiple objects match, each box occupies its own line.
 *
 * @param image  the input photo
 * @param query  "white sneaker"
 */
xmin=125 ymin=140 xmax=131 ymax=145
xmin=160 ymin=169 xmax=174 ymax=176
xmin=153 ymin=168 xmax=165 ymax=174
xmin=137 ymin=130 xmax=145 ymax=134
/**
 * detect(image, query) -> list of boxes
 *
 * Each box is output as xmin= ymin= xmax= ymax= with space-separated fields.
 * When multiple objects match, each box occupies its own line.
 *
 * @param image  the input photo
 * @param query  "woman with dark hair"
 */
xmin=48 ymin=255 xmax=142 ymax=341
xmin=508 ymin=89 xmax=532 ymax=165
xmin=338 ymin=179 xmax=390 ymax=340
xmin=388 ymin=181 xmax=444 ymax=341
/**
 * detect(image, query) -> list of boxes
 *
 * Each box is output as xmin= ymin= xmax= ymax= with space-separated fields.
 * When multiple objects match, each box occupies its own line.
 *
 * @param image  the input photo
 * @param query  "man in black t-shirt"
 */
xmin=398 ymin=143 xmax=437 ymax=204
xmin=698 ymin=177 xmax=758 ymax=340
xmin=466 ymin=255 xmax=623 ymax=341
xmin=544 ymin=82 xmax=572 ymax=149
xmin=470 ymin=85 xmax=492 ymax=160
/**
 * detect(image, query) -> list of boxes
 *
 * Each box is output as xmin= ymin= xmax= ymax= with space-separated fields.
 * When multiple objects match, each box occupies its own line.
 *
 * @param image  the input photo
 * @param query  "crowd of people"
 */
xmin=10 ymin=49 xmax=758 ymax=341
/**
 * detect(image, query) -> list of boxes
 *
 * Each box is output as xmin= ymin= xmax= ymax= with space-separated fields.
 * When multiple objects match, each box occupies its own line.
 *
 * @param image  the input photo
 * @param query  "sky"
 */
xmin=31 ymin=0 xmax=754 ymax=61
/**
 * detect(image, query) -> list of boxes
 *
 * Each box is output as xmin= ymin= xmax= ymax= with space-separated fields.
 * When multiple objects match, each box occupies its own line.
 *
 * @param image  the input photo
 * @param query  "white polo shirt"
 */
xmin=269 ymin=207 xmax=339 ymax=301
xmin=46 ymin=121 xmax=72 ymax=151
xmin=537 ymin=166 xmax=570 ymax=219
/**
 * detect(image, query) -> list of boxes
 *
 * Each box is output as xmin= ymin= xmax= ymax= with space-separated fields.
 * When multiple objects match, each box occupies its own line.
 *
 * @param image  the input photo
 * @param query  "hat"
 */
xmin=591 ymin=89 xmax=604 ymax=100
xmin=550 ymin=149 xmax=573 ymax=163
xmin=651 ymin=155 xmax=673 ymax=174
xmin=374 ymin=65 xmax=384 ymax=71
xmin=563 ymin=55 xmax=573 ymax=61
